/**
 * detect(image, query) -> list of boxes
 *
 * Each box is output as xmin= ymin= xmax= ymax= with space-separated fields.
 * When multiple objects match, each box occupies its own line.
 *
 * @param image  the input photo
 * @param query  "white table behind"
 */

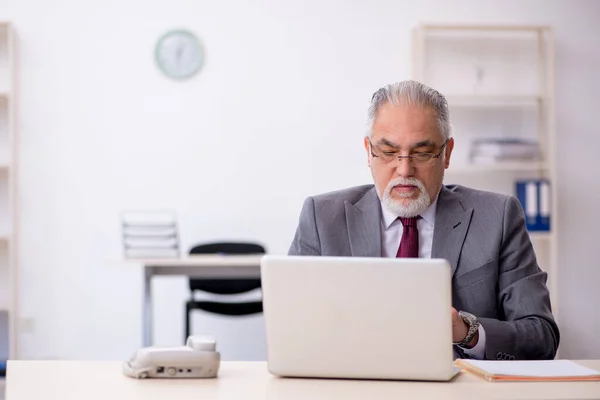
xmin=132 ymin=255 xmax=264 ymax=278
xmin=121 ymin=255 xmax=264 ymax=347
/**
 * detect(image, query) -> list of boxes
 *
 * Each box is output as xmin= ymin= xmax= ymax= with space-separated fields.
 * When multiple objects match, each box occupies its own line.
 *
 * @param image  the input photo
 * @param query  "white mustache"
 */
xmin=385 ymin=177 xmax=426 ymax=196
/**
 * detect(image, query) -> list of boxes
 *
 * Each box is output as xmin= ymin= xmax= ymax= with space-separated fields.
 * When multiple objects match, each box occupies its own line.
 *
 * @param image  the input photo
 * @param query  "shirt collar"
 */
xmin=380 ymin=191 xmax=439 ymax=229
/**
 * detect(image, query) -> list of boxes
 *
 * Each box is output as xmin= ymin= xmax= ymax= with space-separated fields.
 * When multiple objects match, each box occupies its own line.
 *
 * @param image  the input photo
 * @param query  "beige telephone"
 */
xmin=123 ymin=335 xmax=220 ymax=379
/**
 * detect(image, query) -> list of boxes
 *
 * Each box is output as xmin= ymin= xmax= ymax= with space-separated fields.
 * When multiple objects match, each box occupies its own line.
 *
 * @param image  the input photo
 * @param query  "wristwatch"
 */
xmin=453 ymin=311 xmax=480 ymax=347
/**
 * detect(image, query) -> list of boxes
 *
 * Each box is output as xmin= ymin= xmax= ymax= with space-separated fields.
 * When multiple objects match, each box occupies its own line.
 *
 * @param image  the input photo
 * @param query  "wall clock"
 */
xmin=155 ymin=29 xmax=205 ymax=80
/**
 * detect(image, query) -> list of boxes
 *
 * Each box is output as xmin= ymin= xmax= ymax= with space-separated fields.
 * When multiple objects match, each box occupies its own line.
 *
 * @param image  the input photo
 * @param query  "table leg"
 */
xmin=143 ymin=266 xmax=153 ymax=347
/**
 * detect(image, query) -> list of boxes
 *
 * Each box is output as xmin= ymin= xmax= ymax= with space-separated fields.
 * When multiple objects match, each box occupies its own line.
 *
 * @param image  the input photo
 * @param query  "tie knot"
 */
xmin=399 ymin=216 xmax=419 ymax=227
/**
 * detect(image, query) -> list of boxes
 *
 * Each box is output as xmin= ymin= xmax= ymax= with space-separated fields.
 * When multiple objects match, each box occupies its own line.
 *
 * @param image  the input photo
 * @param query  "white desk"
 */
xmin=135 ymin=255 xmax=264 ymax=346
xmin=6 ymin=360 xmax=600 ymax=399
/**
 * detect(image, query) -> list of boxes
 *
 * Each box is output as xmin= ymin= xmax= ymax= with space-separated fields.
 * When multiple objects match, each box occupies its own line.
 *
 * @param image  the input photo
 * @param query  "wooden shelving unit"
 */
xmin=412 ymin=24 xmax=558 ymax=318
xmin=0 ymin=21 xmax=18 ymax=368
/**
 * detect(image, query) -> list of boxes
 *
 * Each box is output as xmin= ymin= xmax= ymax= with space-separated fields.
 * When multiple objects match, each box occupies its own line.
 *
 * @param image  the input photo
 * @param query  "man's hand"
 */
xmin=452 ymin=307 xmax=478 ymax=348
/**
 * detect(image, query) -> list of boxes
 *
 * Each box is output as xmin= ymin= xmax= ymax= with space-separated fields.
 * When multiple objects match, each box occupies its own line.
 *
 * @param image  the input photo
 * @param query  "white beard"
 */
xmin=381 ymin=177 xmax=431 ymax=217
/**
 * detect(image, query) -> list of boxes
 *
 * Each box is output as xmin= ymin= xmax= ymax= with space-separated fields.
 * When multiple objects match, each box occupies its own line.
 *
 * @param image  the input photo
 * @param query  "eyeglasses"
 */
xmin=368 ymin=138 xmax=448 ymax=167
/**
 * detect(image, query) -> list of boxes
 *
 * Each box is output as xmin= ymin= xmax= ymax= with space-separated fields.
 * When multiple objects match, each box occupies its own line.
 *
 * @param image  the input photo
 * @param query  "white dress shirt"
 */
xmin=380 ymin=195 xmax=486 ymax=359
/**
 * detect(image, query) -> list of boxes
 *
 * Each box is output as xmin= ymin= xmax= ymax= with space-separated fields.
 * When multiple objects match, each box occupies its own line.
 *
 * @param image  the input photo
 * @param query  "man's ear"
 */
xmin=444 ymin=137 xmax=455 ymax=169
xmin=363 ymin=136 xmax=372 ymax=167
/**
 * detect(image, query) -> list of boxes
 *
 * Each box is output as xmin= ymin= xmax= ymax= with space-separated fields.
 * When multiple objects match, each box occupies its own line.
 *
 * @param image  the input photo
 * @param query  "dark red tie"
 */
xmin=396 ymin=217 xmax=419 ymax=258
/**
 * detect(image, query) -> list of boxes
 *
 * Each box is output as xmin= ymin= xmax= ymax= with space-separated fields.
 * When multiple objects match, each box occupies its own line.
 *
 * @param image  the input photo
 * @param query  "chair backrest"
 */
xmin=188 ymin=242 xmax=265 ymax=294
xmin=189 ymin=242 xmax=265 ymax=255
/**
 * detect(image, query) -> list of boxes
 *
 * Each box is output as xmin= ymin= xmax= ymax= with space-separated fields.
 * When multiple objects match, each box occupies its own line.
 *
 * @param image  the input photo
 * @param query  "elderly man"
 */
xmin=288 ymin=80 xmax=559 ymax=360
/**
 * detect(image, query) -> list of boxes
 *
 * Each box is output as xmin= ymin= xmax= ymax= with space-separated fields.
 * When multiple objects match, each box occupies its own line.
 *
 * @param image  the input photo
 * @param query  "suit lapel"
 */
xmin=431 ymin=186 xmax=473 ymax=278
xmin=345 ymin=187 xmax=382 ymax=257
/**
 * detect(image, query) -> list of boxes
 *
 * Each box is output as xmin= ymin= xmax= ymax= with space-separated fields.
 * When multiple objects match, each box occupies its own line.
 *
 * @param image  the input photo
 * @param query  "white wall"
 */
xmin=1 ymin=0 xmax=599 ymax=360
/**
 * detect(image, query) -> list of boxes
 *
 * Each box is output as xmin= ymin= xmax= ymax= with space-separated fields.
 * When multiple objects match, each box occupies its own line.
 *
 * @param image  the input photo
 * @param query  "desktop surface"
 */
xmin=6 ymin=360 xmax=600 ymax=400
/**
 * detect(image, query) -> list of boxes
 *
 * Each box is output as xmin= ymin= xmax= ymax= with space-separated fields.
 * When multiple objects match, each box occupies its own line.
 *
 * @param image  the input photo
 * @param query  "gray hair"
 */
xmin=367 ymin=80 xmax=452 ymax=140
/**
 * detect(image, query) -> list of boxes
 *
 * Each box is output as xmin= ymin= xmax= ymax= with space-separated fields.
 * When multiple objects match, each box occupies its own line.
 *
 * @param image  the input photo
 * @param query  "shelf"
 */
xmin=446 ymin=95 xmax=543 ymax=108
xmin=448 ymin=162 xmax=549 ymax=173
xmin=529 ymin=232 xmax=553 ymax=241
xmin=420 ymin=24 xmax=550 ymax=32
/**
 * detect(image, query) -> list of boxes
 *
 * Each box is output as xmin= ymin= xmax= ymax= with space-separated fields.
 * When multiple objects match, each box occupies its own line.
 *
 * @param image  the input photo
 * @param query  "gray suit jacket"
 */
xmin=288 ymin=184 xmax=559 ymax=360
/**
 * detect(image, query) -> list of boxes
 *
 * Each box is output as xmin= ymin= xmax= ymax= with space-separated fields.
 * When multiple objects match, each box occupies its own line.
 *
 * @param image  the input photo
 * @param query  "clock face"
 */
xmin=155 ymin=30 xmax=205 ymax=80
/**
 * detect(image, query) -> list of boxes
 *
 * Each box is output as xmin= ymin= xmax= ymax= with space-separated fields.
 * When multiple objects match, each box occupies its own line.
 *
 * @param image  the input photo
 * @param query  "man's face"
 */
xmin=364 ymin=103 xmax=454 ymax=217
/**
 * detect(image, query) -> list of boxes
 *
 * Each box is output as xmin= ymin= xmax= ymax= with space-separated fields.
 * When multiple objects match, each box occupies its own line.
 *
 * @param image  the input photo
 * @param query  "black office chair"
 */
xmin=185 ymin=242 xmax=265 ymax=341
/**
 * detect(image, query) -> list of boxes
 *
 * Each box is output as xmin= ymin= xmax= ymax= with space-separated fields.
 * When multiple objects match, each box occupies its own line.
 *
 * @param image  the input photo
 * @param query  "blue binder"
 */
xmin=515 ymin=179 xmax=551 ymax=232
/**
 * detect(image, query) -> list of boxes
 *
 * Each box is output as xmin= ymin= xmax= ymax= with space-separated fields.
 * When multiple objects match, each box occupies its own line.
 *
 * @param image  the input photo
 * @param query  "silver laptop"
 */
xmin=260 ymin=255 xmax=457 ymax=381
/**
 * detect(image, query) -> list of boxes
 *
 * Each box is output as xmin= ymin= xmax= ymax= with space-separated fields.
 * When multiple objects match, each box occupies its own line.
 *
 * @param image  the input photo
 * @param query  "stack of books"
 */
xmin=469 ymin=138 xmax=539 ymax=164
xmin=121 ymin=210 xmax=180 ymax=259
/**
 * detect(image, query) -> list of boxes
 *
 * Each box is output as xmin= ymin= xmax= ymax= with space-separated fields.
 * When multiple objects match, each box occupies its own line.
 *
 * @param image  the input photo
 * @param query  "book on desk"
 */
xmin=455 ymin=359 xmax=600 ymax=382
